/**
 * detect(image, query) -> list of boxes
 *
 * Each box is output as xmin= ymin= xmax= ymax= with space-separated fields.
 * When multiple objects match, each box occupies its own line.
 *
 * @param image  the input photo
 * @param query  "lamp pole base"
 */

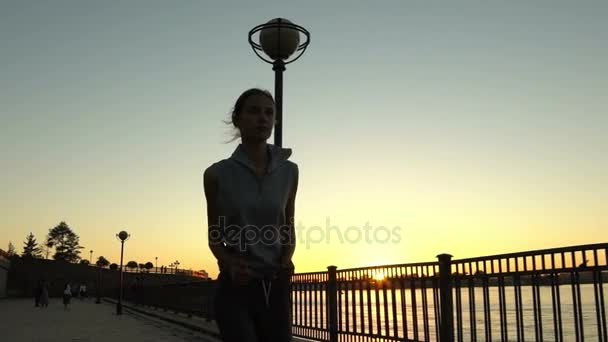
xmin=116 ymin=302 xmax=122 ymax=315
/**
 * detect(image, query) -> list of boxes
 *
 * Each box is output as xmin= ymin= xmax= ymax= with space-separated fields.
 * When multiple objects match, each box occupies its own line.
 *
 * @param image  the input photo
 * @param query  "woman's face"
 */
xmin=236 ymin=94 xmax=275 ymax=142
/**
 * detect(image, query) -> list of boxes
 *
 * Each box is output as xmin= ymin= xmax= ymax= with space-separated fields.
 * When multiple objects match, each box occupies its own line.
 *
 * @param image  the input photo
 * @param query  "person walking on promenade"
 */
xmin=204 ymin=88 xmax=298 ymax=342
xmin=39 ymin=280 xmax=49 ymax=308
xmin=63 ymin=283 xmax=72 ymax=311
xmin=79 ymin=283 xmax=87 ymax=300
xmin=34 ymin=278 xmax=43 ymax=307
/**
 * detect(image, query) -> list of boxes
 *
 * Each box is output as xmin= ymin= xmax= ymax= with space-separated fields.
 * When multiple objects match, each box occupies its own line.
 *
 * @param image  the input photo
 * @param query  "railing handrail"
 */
xmin=291 ymin=270 xmax=329 ymax=276
xmin=336 ymin=260 xmax=440 ymax=273
xmin=289 ymin=243 xmax=608 ymax=281
xmin=451 ymin=242 xmax=608 ymax=264
xmin=89 ymin=264 xmax=208 ymax=278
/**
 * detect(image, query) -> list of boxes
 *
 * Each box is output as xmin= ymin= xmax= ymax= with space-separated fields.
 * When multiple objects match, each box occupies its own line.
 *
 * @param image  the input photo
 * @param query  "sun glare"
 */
xmin=373 ymin=272 xmax=386 ymax=281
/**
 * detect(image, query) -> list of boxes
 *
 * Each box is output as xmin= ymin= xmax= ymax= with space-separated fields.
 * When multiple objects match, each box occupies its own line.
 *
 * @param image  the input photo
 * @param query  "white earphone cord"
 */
xmin=261 ymin=279 xmax=272 ymax=308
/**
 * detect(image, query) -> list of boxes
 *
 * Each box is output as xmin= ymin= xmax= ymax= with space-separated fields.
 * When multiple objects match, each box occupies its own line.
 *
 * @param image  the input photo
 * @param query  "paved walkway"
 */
xmin=0 ymin=298 xmax=217 ymax=341
xmin=0 ymin=298 xmax=312 ymax=341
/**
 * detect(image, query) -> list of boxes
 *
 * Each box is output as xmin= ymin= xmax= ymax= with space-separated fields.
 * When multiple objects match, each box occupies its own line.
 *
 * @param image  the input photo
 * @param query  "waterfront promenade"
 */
xmin=0 ymin=298 xmax=313 ymax=342
xmin=0 ymin=298 xmax=218 ymax=341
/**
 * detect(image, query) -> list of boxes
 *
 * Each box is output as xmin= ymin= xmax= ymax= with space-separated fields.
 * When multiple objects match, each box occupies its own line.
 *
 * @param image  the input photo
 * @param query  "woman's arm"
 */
xmin=204 ymin=165 xmax=253 ymax=284
xmin=204 ymin=166 xmax=227 ymax=261
xmin=279 ymin=164 xmax=299 ymax=269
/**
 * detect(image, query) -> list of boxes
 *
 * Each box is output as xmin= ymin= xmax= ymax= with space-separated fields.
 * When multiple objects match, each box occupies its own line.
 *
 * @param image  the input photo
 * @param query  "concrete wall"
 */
xmin=0 ymin=255 xmax=10 ymax=298
xmin=7 ymin=257 xmax=203 ymax=298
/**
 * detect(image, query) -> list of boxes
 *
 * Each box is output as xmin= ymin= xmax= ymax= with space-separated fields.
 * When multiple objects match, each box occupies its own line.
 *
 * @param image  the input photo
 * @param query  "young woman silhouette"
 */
xmin=204 ymin=88 xmax=298 ymax=342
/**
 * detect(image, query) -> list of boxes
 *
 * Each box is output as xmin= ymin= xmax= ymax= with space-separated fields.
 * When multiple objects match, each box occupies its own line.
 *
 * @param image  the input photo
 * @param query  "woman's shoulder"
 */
xmin=204 ymin=159 xmax=229 ymax=176
xmin=284 ymin=160 xmax=299 ymax=173
xmin=203 ymin=159 xmax=236 ymax=188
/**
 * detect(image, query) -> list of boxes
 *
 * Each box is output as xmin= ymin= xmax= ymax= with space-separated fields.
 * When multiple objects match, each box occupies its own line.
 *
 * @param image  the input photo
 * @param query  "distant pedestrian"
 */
xmin=63 ymin=283 xmax=72 ymax=311
xmin=34 ymin=279 xmax=43 ymax=307
xmin=39 ymin=281 xmax=49 ymax=308
xmin=79 ymin=283 xmax=87 ymax=300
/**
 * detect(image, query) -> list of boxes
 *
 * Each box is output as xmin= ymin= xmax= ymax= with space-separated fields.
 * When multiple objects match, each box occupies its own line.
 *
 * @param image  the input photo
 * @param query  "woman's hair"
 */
xmin=225 ymin=88 xmax=274 ymax=141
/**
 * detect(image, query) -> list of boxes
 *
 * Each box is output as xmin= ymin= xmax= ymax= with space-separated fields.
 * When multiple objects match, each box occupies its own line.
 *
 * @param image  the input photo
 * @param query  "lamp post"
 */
xmin=90 ymin=250 xmax=93 ymax=263
xmin=249 ymin=18 xmax=310 ymax=147
xmin=155 ymin=257 xmax=158 ymax=273
xmin=116 ymin=230 xmax=130 ymax=315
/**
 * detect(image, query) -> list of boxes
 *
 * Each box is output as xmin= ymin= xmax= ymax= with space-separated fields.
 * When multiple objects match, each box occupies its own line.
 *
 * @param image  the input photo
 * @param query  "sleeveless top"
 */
xmin=209 ymin=143 xmax=298 ymax=278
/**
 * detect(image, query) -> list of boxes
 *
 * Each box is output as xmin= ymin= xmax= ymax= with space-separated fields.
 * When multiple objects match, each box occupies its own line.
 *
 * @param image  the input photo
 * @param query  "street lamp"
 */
xmin=116 ymin=230 xmax=130 ymax=315
xmin=249 ymin=18 xmax=310 ymax=147
xmin=90 ymin=250 xmax=93 ymax=263
xmin=169 ymin=260 xmax=180 ymax=274
xmin=155 ymin=257 xmax=158 ymax=273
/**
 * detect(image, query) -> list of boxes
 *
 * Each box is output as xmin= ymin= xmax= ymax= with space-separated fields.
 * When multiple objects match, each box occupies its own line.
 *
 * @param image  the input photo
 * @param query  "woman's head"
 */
xmin=229 ymin=88 xmax=275 ymax=142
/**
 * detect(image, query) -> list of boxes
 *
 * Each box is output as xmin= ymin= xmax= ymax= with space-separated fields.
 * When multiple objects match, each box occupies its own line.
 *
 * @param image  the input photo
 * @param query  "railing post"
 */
xmin=327 ymin=265 xmax=338 ymax=342
xmin=437 ymin=254 xmax=454 ymax=342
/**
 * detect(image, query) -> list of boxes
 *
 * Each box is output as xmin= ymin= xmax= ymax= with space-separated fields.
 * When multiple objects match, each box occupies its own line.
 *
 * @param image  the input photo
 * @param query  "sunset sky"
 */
xmin=1 ymin=1 xmax=606 ymax=278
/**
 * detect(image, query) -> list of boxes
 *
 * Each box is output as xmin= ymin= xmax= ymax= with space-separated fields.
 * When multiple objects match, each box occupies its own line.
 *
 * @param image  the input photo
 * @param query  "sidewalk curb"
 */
xmin=102 ymin=298 xmax=221 ymax=340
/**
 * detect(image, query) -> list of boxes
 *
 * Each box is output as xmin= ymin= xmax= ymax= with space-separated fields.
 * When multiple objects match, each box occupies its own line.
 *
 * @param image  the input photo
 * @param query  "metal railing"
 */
xmin=292 ymin=243 xmax=608 ymax=342
xmin=120 ymin=243 xmax=607 ymax=342
xmin=120 ymin=267 xmax=208 ymax=278
xmin=91 ymin=264 xmax=208 ymax=278
xmin=292 ymin=261 xmax=443 ymax=342
xmin=122 ymin=280 xmax=216 ymax=321
xmin=449 ymin=243 xmax=608 ymax=342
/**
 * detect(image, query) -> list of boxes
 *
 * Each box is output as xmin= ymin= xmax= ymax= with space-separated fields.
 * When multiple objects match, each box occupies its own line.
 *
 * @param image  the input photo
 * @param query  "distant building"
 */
xmin=197 ymin=270 xmax=209 ymax=279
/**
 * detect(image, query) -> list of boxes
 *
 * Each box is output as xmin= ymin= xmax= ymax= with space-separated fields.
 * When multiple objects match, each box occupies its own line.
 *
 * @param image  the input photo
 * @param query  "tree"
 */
xmin=79 ymin=259 xmax=90 ymax=265
xmin=22 ymin=232 xmax=42 ymax=258
xmin=126 ymin=261 xmax=138 ymax=271
xmin=45 ymin=221 xmax=83 ymax=263
xmin=109 ymin=263 xmax=118 ymax=270
xmin=144 ymin=262 xmax=154 ymax=272
xmin=96 ymin=256 xmax=110 ymax=268
xmin=7 ymin=242 xmax=16 ymax=256
xmin=138 ymin=263 xmax=145 ymax=272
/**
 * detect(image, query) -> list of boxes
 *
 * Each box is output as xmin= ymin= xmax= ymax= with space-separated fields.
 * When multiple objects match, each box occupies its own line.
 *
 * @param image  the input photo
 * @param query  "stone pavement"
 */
xmin=0 ymin=297 xmax=312 ymax=342
xmin=102 ymin=298 xmax=221 ymax=340
xmin=0 ymin=297 xmax=217 ymax=342
xmin=102 ymin=299 xmax=310 ymax=342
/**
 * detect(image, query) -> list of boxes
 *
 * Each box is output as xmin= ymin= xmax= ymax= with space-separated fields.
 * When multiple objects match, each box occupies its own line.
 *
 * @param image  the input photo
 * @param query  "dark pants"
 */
xmin=214 ymin=269 xmax=293 ymax=342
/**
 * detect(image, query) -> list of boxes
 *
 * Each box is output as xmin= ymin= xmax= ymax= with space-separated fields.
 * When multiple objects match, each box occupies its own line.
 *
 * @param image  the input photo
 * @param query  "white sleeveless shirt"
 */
xmin=209 ymin=144 xmax=298 ymax=278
